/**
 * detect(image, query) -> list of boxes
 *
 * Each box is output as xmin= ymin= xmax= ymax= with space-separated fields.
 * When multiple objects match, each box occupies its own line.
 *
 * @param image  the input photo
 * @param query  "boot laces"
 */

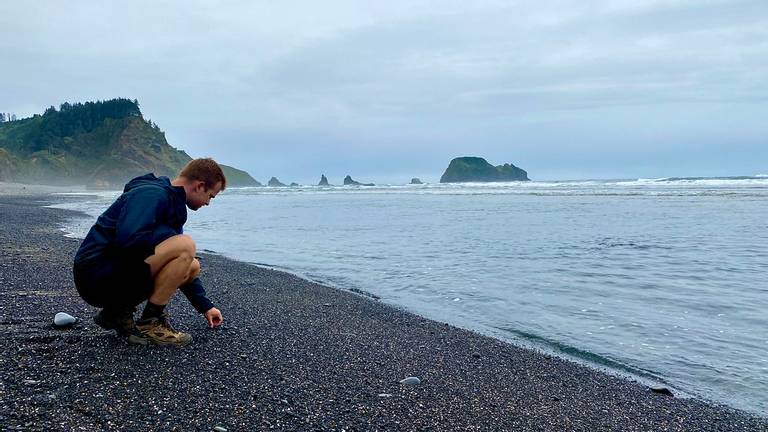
xmin=157 ymin=312 xmax=178 ymax=333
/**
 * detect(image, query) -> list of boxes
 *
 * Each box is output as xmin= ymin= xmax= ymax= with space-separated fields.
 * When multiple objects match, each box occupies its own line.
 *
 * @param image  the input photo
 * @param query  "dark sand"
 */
xmin=0 ymin=195 xmax=766 ymax=431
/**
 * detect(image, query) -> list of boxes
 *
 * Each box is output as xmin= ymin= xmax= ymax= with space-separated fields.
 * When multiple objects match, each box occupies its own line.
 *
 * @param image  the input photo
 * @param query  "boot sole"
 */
xmin=127 ymin=334 xmax=149 ymax=345
xmin=129 ymin=333 xmax=192 ymax=347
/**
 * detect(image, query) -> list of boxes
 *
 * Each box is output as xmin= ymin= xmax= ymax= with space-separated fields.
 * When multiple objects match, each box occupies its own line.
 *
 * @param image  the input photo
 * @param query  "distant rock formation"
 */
xmin=268 ymin=177 xmax=287 ymax=187
xmin=343 ymin=175 xmax=374 ymax=186
xmin=318 ymin=174 xmax=329 ymax=186
xmin=289 ymin=182 xmax=299 ymax=187
xmin=410 ymin=178 xmax=423 ymax=184
xmin=439 ymin=157 xmax=529 ymax=183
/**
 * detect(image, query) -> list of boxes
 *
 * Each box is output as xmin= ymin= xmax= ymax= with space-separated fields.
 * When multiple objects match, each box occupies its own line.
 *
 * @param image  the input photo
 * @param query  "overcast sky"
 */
xmin=1 ymin=1 xmax=767 ymax=183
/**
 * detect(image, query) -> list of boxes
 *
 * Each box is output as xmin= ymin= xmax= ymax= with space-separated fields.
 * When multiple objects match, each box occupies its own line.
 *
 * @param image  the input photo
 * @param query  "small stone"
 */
xmin=399 ymin=377 xmax=421 ymax=385
xmin=472 ymin=352 xmax=481 ymax=359
xmin=650 ymin=386 xmax=674 ymax=397
xmin=213 ymin=426 xmax=228 ymax=432
xmin=53 ymin=312 xmax=77 ymax=327
xmin=323 ymin=303 xmax=332 ymax=307
xmin=23 ymin=379 xmax=39 ymax=385
xmin=377 ymin=393 xmax=393 ymax=398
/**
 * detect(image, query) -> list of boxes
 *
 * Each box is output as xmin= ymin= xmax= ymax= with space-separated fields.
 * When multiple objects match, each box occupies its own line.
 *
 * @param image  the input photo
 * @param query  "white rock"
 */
xmin=399 ymin=376 xmax=421 ymax=385
xmin=53 ymin=312 xmax=77 ymax=327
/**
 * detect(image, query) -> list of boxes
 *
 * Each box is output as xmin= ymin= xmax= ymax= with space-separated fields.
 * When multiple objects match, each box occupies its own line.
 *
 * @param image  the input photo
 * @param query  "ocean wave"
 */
xmin=491 ymin=325 xmax=672 ymax=387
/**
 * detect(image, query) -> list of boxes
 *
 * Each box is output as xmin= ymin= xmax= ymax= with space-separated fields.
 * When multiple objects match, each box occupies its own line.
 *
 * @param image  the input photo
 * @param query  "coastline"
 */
xmin=1 ymin=194 xmax=766 ymax=430
xmin=0 ymin=182 xmax=88 ymax=196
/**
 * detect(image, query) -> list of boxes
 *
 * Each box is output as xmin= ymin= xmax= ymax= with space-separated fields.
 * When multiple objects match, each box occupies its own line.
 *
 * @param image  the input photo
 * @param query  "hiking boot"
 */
xmin=135 ymin=312 xmax=192 ymax=347
xmin=93 ymin=307 xmax=136 ymax=335
xmin=94 ymin=307 xmax=148 ymax=344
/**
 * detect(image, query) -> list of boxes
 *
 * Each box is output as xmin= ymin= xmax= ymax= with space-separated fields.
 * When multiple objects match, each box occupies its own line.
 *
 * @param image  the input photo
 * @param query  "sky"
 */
xmin=1 ymin=0 xmax=767 ymax=183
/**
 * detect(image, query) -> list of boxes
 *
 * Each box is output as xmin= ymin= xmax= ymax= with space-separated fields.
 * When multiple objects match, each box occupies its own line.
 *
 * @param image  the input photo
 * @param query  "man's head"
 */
xmin=175 ymin=158 xmax=227 ymax=211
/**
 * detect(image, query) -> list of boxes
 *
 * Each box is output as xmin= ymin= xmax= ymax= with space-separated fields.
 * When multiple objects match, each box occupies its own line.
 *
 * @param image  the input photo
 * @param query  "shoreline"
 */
xmin=200 ymin=250 xmax=684 ymax=399
xmin=1 ymin=194 xmax=766 ymax=430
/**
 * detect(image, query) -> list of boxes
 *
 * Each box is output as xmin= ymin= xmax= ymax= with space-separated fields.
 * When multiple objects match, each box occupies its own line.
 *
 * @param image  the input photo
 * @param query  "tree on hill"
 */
xmin=23 ymin=98 xmax=143 ymax=153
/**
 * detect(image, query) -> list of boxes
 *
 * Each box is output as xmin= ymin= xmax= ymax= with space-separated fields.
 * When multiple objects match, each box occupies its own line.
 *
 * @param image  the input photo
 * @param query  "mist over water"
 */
xmin=53 ymin=177 xmax=768 ymax=415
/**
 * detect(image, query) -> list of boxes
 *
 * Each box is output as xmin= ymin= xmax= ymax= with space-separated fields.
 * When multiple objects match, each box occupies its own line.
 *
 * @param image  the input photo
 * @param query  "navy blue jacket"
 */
xmin=74 ymin=173 xmax=214 ymax=313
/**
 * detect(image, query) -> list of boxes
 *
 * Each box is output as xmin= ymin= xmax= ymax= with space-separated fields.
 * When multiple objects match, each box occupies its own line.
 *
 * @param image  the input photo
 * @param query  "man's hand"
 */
xmin=204 ymin=307 xmax=223 ymax=328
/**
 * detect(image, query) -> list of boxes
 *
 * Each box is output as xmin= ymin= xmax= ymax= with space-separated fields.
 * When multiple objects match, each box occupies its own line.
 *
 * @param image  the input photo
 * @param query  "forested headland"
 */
xmin=0 ymin=98 xmax=259 ymax=187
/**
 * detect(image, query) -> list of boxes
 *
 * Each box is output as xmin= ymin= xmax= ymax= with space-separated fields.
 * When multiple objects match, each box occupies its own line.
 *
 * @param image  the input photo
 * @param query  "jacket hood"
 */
xmin=123 ymin=173 xmax=186 ymax=201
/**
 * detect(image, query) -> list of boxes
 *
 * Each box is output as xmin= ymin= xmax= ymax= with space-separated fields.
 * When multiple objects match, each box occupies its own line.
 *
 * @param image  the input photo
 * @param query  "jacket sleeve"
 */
xmin=180 ymin=277 xmax=215 ymax=313
xmin=114 ymin=188 xmax=180 ymax=258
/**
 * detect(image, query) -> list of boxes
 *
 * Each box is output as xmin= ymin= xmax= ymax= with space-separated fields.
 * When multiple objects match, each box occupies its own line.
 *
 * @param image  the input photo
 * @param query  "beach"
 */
xmin=1 ymin=194 xmax=766 ymax=431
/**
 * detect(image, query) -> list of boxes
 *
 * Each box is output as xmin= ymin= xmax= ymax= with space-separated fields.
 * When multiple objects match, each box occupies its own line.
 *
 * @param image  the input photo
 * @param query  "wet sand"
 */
xmin=0 ymin=194 xmax=766 ymax=431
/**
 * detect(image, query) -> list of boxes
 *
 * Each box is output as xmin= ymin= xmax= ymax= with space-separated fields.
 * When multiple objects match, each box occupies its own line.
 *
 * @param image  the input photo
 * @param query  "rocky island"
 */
xmin=0 ymin=98 xmax=260 ymax=188
xmin=440 ymin=157 xmax=529 ymax=183
xmin=343 ymin=175 xmax=374 ymax=186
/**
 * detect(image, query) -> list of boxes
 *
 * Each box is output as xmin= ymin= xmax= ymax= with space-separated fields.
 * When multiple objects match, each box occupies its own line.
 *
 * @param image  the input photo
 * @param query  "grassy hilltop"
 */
xmin=0 ymin=99 xmax=260 ymax=188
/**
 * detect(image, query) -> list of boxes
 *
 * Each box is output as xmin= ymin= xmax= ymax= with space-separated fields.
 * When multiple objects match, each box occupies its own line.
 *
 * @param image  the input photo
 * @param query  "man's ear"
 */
xmin=195 ymin=180 xmax=207 ymax=191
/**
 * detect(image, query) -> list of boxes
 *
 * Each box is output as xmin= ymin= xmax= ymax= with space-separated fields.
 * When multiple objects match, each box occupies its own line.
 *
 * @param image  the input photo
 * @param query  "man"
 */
xmin=73 ymin=158 xmax=225 ymax=346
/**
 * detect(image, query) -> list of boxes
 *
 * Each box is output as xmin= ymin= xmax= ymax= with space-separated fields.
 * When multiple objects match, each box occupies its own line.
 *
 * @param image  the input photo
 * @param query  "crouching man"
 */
xmin=73 ymin=158 xmax=225 ymax=346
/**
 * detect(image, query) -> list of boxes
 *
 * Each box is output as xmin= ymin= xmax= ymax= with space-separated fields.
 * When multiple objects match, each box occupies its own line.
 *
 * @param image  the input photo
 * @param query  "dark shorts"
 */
xmin=73 ymin=252 xmax=154 ymax=309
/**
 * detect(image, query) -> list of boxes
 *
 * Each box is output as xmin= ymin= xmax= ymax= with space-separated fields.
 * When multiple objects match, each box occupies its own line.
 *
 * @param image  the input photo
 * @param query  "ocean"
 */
xmin=51 ymin=176 xmax=768 ymax=415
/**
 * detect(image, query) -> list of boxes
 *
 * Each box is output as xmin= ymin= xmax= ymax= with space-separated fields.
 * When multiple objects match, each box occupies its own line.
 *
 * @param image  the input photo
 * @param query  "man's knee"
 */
xmin=175 ymin=235 xmax=196 ymax=256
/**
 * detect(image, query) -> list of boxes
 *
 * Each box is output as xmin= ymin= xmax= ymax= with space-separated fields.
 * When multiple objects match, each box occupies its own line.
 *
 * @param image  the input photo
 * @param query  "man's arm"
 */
xmin=180 ymin=278 xmax=222 ymax=327
xmin=180 ymin=277 xmax=215 ymax=313
xmin=114 ymin=188 xmax=180 ymax=258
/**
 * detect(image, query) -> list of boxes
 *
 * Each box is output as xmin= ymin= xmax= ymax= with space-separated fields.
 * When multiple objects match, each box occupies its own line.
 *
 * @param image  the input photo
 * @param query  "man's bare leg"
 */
xmin=144 ymin=234 xmax=199 ymax=305
xmin=134 ymin=234 xmax=200 ymax=346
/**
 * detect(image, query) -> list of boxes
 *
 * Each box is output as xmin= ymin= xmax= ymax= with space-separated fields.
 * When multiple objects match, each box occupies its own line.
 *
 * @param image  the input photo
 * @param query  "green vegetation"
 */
xmin=439 ymin=157 xmax=529 ymax=183
xmin=0 ymin=98 xmax=260 ymax=187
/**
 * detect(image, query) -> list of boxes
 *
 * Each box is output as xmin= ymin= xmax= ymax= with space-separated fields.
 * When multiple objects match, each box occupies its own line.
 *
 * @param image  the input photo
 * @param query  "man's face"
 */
xmin=187 ymin=181 xmax=222 ymax=211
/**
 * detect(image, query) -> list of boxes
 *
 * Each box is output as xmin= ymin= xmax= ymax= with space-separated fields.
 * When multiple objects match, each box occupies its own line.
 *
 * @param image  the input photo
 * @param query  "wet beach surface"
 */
xmin=0 ymin=195 xmax=766 ymax=431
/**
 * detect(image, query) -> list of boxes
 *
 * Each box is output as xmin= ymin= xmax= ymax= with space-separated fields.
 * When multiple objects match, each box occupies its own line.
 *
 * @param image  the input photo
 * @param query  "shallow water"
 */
xmin=53 ymin=177 xmax=768 ymax=415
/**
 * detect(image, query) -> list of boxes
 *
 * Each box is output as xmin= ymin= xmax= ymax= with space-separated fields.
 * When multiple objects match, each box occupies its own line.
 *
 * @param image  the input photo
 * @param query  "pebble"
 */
xmin=213 ymin=426 xmax=227 ymax=432
xmin=53 ymin=312 xmax=77 ymax=327
xmin=650 ymin=386 xmax=674 ymax=397
xmin=399 ymin=377 xmax=421 ymax=385
xmin=377 ymin=393 xmax=393 ymax=398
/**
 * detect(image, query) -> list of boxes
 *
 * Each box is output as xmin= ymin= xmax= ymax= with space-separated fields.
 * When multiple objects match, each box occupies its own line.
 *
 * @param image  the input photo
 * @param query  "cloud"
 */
xmin=1 ymin=0 xmax=767 ymax=180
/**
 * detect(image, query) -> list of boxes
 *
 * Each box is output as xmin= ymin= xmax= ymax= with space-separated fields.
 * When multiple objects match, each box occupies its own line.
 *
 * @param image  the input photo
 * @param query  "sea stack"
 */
xmin=268 ymin=177 xmax=287 ymax=187
xmin=318 ymin=174 xmax=329 ymax=186
xmin=439 ymin=157 xmax=529 ymax=183
xmin=343 ymin=175 xmax=374 ymax=186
